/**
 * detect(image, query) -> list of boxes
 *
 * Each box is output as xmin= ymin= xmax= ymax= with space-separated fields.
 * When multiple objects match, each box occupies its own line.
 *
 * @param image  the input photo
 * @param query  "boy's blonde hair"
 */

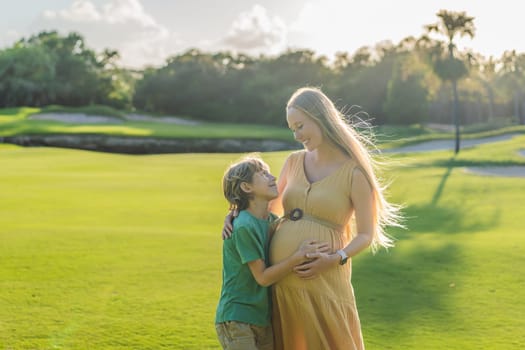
xmin=223 ymin=155 xmax=270 ymax=211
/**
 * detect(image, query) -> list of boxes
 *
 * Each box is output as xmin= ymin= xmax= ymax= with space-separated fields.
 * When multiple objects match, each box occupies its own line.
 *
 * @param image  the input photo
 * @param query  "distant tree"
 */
xmin=498 ymin=50 xmax=525 ymax=124
xmin=246 ymin=49 xmax=332 ymax=124
xmin=24 ymin=32 xmax=94 ymax=104
xmin=331 ymin=43 xmax=402 ymax=124
xmin=134 ymin=49 xmax=238 ymax=120
xmin=330 ymin=46 xmax=374 ymax=120
xmin=423 ymin=10 xmax=476 ymax=154
xmin=384 ymin=53 xmax=430 ymax=124
xmin=0 ymin=30 xmax=132 ymax=109
xmin=0 ymin=45 xmax=55 ymax=106
xmin=133 ymin=48 xmax=334 ymax=124
xmin=467 ymin=54 xmax=498 ymax=121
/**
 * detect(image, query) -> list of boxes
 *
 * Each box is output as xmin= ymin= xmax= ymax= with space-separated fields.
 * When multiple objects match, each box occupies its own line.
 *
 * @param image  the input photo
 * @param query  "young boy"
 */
xmin=215 ymin=155 xmax=327 ymax=350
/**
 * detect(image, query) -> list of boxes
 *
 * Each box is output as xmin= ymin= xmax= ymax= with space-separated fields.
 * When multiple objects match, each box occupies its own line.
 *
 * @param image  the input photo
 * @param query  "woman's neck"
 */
xmin=310 ymin=141 xmax=348 ymax=165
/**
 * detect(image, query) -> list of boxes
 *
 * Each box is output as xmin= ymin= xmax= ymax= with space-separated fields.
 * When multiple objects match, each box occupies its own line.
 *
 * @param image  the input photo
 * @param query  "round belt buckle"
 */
xmin=289 ymin=208 xmax=303 ymax=221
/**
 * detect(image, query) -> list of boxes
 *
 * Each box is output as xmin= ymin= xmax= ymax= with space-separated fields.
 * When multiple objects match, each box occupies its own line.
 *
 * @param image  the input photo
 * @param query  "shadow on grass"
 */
xmin=0 ymin=121 xmax=30 ymax=134
xmin=354 ymin=243 xmax=463 ymax=340
xmin=0 ymin=119 xmax=62 ymax=136
xmin=352 ymin=162 xmax=502 ymax=343
xmin=396 ymin=164 xmax=500 ymax=238
xmin=399 ymin=202 xmax=500 ymax=236
xmin=431 ymin=163 xmax=453 ymax=205
xmin=0 ymin=107 xmax=26 ymax=116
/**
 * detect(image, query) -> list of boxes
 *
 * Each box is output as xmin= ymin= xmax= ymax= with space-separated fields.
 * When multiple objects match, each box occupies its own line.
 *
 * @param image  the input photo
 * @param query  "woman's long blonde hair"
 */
xmin=287 ymin=87 xmax=402 ymax=252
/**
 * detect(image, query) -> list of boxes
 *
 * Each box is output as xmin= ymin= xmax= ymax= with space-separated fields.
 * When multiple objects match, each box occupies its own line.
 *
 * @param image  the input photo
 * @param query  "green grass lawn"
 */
xmin=1 ymin=113 xmax=525 ymax=348
xmin=0 ymin=107 xmax=294 ymax=141
xmin=3 ymin=107 xmax=524 ymax=147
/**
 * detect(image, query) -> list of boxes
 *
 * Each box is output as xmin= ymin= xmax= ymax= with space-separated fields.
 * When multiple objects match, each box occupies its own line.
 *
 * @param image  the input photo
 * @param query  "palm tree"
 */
xmin=499 ymin=50 xmax=525 ymax=124
xmin=425 ymin=10 xmax=475 ymax=154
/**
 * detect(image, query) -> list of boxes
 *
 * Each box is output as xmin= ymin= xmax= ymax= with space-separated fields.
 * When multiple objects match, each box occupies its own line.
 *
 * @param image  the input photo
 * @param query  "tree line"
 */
xmin=1 ymin=10 xmax=524 ymax=127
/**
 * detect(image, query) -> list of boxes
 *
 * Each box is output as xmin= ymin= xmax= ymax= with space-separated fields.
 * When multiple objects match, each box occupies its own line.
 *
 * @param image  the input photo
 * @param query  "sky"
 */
xmin=1 ymin=0 xmax=524 ymax=69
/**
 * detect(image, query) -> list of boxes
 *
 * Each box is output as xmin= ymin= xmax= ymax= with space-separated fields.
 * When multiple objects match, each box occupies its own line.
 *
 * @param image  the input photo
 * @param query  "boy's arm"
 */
xmin=247 ymin=255 xmax=302 ymax=287
xmin=247 ymin=240 xmax=330 ymax=287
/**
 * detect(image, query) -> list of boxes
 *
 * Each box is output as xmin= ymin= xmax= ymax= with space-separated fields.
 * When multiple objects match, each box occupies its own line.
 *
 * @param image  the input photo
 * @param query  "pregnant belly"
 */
xmin=269 ymin=220 xmax=340 ymax=265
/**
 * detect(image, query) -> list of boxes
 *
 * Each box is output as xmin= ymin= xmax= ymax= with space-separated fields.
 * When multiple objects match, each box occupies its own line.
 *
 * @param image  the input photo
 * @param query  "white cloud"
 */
xmin=222 ymin=4 xmax=287 ymax=55
xmin=30 ymin=0 xmax=183 ymax=68
xmin=44 ymin=0 xmax=101 ymax=21
xmin=0 ymin=30 xmax=22 ymax=48
xmin=102 ymin=0 xmax=157 ymax=26
xmin=42 ymin=0 xmax=156 ymax=25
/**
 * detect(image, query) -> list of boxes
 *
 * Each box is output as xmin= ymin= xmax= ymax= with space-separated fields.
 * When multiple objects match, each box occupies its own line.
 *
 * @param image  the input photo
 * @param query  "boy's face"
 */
xmin=248 ymin=169 xmax=278 ymax=201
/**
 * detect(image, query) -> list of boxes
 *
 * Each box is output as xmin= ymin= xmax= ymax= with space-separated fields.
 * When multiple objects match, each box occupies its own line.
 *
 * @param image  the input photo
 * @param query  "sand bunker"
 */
xmin=125 ymin=114 xmax=199 ymax=125
xmin=29 ymin=113 xmax=123 ymax=124
xmin=465 ymin=166 xmax=525 ymax=178
xmin=29 ymin=113 xmax=200 ymax=125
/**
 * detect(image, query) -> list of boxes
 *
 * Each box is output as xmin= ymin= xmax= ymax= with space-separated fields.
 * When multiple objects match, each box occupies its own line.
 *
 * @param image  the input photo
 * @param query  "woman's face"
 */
xmin=286 ymin=107 xmax=324 ymax=151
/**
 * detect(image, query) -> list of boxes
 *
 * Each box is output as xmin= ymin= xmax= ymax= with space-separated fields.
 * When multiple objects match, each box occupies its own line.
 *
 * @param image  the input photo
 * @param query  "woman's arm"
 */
xmin=339 ymin=168 xmax=375 ymax=256
xmin=294 ymin=168 xmax=374 ymax=279
xmin=248 ymin=240 xmax=330 ymax=287
xmin=221 ymin=210 xmax=237 ymax=240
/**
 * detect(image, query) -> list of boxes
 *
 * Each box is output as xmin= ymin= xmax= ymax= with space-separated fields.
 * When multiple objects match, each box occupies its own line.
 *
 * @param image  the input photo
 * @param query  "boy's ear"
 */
xmin=240 ymin=182 xmax=252 ymax=193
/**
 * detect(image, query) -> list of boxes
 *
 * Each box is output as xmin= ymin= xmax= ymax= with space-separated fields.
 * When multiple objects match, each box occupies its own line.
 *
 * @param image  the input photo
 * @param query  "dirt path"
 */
xmin=384 ymin=134 xmax=519 ymax=153
xmin=386 ymin=133 xmax=525 ymax=178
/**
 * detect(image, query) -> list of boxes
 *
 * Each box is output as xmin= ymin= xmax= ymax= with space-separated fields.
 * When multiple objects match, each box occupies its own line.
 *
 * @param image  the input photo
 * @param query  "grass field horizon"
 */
xmin=1 ymin=130 xmax=524 ymax=349
xmin=2 ymin=107 xmax=525 ymax=150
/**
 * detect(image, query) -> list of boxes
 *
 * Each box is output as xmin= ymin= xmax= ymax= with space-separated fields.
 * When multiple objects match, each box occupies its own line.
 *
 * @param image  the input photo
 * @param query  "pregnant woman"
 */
xmin=270 ymin=88 xmax=399 ymax=350
xmin=223 ymin=87 xmax=402 ymax=350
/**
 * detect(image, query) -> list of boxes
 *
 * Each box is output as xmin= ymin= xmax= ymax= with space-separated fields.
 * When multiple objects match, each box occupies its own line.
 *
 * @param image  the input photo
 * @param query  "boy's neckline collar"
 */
xmin=244 ymin=208 xmax=271 ymax=221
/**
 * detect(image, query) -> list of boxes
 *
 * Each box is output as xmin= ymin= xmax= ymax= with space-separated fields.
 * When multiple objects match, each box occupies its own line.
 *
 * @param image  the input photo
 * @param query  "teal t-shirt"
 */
xmin=215 ymin=210 xmax=277 ymax=327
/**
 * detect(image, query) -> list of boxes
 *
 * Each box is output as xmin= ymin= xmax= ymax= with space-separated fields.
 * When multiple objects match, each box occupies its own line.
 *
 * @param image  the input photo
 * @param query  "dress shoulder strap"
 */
xmin=284 ymin=150 xmax=305 ymax=176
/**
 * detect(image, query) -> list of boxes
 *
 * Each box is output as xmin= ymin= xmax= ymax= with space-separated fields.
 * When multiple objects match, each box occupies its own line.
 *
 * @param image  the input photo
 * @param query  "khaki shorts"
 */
xmin=215 ymin=321 xmax=273 ymax=350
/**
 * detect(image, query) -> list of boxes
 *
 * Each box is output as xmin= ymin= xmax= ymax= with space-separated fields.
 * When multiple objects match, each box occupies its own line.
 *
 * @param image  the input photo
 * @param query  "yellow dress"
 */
xmin=270 ymin=151 xmax=364 ymax=350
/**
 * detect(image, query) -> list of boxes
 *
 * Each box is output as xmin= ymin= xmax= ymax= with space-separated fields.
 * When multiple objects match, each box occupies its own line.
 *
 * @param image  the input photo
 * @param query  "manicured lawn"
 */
xmin=1 ymin=123 xmax=524 ymax=349
xmin=0 ymin=107 xmax=294 ymax=141
xmin=2 ymin=107 xmax=523 ymax=148
xmin=357 ymin=136 xmax=525 ymax=349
